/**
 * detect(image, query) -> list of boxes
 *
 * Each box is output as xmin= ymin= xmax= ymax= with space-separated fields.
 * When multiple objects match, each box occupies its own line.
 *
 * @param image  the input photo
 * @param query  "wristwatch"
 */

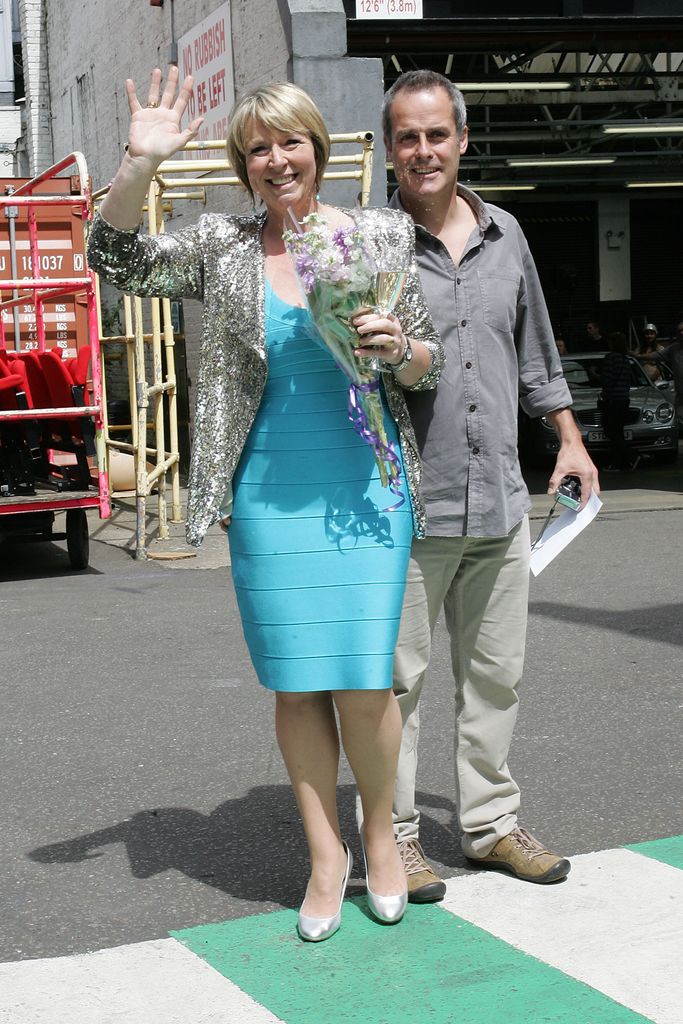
xmin=390 ymin=337 xmax=413 ymax=374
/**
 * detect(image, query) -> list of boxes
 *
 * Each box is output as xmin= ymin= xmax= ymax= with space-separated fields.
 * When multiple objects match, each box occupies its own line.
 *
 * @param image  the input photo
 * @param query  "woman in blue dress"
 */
xmin=88 ymin=67 xmax=442 ymax=942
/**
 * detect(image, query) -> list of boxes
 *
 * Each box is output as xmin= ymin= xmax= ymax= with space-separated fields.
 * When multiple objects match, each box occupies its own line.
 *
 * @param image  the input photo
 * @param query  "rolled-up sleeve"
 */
xmin=515 ymin=238 xmax=572 ymax=417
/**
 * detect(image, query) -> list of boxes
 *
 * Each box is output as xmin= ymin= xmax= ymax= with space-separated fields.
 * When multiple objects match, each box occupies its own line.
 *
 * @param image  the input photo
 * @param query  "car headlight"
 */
xmin=656 ymin=402 xmax=674 ymax=422
xmin=642 ymin=409 xmax=655 ymax=423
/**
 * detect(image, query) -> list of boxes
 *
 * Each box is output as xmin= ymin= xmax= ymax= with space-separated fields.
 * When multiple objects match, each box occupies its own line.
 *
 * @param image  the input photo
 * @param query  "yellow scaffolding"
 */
xmin=92 ymin=131 xmax=375 ymax=559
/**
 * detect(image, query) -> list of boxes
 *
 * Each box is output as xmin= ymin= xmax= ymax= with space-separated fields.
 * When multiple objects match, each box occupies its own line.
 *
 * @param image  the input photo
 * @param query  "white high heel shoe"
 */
xmin=362 ymin=845 xmax=408 ymax=925
xmin=297 ymin=842 xmax=353 ymax=942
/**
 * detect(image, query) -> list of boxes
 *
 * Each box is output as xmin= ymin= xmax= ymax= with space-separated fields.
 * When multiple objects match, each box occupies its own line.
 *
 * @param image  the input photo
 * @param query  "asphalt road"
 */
xmin=1 ymin=489 xmax=681 ymax=964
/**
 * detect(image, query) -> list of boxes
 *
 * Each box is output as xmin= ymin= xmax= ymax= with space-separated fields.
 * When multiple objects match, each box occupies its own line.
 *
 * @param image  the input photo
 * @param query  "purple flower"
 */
xmin=331 ymin=226 xmax=355 ymax=264
xmin=295 ymin=252 xmax=318 ymax=292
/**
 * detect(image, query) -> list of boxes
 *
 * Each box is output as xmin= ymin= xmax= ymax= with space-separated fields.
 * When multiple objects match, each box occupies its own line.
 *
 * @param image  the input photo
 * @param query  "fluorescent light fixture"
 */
xmin=625 ymin=181 xmax=683 ymax=188
xmin=507 ymin=157 xmax=616 ymax=167
xmin=458 ymin=81 xmax=572 ymax=91
xmin=603 ymin=123 xmax=683 ymax=135
xmin=469 ymin=184 xmax=537 ymax=192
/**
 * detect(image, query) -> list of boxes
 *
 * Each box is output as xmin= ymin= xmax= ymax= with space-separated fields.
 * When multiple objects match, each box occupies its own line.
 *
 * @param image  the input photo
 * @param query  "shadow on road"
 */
xmin=529 ymin=600 xmax=683 ymax=647
xmin=28 ymin=786 xmax=466 ymax=905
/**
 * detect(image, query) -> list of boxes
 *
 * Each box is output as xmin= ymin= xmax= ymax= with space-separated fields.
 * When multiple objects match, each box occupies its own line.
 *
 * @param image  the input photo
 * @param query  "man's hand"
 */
xmin=545 ymin=408 xmax=600 ymax=507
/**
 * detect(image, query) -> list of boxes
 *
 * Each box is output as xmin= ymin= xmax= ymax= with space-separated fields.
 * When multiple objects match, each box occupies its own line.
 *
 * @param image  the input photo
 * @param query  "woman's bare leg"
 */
xmin=334 ymin=689 xmax=405 ymax=896
xmin=275 ymin=691 xmax=347 ymax=917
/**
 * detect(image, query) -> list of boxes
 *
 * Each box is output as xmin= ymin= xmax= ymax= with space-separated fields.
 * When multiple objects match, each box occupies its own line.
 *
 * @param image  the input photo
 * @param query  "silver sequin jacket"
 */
xmin=88 ymin=207 xmax=443 ymax=545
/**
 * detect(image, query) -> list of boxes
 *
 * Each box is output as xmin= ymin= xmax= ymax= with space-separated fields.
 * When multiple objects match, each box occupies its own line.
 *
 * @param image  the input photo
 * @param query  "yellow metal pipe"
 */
xmin=162 ymin=295 xmax=182 ymax=523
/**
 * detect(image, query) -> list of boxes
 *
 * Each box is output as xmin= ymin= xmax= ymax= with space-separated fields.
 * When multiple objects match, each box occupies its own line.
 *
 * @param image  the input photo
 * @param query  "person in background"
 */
xmin=638 ymin=324 xmax=662 ymax=383
xmin=601 ymin=332 xmax=639 ymax=473
xmin=660 ymin=321 xmax=683 ymax=427
xmin=555 ymin=335 xmax=568 ymax=356
xmin=583 ymin=320 xmax=606 ymax=353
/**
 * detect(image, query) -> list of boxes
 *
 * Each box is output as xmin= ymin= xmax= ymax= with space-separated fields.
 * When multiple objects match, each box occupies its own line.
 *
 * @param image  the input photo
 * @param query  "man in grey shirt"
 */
xmin=383 ymin=70 xmax=600 ymax=902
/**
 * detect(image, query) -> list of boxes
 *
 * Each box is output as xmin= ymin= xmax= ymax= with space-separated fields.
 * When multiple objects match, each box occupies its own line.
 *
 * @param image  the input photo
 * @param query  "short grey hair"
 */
xmin=383 ymin=70 xmax=468 ymax=142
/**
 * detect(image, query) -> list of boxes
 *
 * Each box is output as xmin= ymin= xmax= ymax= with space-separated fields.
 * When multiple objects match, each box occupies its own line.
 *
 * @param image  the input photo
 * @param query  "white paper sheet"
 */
xmin=529 ymin=490 xmax=603 ymax=576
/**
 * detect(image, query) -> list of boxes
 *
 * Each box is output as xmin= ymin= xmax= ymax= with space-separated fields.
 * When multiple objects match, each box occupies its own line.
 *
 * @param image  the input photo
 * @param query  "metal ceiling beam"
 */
xmin=346 ymin=19 xmax=683 ymax=55
xmin=459 ymin=89 xmax=678 ymax=104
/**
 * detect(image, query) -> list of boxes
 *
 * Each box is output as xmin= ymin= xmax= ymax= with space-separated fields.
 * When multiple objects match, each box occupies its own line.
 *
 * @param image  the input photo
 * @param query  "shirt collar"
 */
xmin=389 ymin=182 xmax=504 ymax=240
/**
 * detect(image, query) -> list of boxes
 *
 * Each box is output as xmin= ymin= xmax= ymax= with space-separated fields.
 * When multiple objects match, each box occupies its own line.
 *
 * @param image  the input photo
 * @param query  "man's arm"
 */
xmin=511 ymin=227 xmax=600 ymax=505
xmin=545 ymin=408 xmax=600 ymax=506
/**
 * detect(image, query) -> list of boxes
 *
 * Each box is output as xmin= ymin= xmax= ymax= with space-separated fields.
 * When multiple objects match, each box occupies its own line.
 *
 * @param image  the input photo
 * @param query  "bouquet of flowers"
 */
xmin=283 ymin=212 xmax=406 ymax=500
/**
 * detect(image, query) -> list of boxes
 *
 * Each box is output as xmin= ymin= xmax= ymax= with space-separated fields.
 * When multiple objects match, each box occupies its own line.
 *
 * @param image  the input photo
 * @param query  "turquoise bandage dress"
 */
xmin=227 ymin=282 xmax=413 ymax=692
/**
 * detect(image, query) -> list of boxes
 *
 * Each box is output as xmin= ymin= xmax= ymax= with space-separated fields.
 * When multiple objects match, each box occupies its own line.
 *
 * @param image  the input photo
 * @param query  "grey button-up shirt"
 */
xmin=390 ymin=185 xmax=572 ymax=538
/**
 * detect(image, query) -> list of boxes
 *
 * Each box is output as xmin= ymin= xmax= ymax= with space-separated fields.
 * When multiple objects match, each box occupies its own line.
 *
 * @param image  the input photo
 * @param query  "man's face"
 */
xmin=587 ymin=322 xmax=601 ymax=339
xmin=644 ymin=329 xmax=657 ymax=345
xmin=386 ymin=86 xmax=468 ymax=205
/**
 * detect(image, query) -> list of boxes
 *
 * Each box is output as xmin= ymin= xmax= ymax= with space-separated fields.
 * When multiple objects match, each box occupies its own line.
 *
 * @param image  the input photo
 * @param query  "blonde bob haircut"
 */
xmin=227 ymin=82 xmax=330 ymax=201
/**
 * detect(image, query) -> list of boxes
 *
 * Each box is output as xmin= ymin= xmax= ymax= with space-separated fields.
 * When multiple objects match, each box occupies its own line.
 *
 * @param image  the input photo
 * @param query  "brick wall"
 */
xmin=44 ymin=0 xmax=291 ymax=395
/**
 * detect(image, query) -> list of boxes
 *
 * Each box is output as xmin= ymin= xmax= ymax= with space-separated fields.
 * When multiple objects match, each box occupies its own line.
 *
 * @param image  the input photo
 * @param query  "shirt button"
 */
xmin=469 ymin=404 xmax=476 ymax=412
xmin=472 ymin=447 xmax=480 ymax=455
xmin=456 ymin=277 xmax=461 ymax=284
xmin=460 ymin=319 xmax=467 ymax=327
xmin=465 ymin=361 xmax=472 ymax=369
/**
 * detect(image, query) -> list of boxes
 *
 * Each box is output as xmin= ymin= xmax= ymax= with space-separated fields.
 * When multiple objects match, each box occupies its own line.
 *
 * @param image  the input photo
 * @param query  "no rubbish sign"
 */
xmin=179 ymin=3 xmax=235 ymax=159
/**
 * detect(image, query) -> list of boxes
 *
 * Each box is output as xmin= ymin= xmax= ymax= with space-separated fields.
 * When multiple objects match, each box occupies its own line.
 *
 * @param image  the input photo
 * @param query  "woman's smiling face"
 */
xmin=245 ymin=119 xmax=318 ymax=220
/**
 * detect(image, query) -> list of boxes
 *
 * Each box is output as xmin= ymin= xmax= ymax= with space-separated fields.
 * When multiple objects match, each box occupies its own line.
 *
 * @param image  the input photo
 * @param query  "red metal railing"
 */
xmin=0 ymin=152 xmax=110 ymax=518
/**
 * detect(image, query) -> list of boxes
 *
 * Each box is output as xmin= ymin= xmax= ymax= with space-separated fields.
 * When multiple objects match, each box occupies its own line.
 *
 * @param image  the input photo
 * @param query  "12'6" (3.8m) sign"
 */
xmin=356 ymin=0 xmax=423 ymax=17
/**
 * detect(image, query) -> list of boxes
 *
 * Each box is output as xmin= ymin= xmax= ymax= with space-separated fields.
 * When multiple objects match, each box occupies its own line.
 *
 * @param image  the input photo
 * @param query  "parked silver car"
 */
xmin=520 ymin=352 xmax=679 ymax=464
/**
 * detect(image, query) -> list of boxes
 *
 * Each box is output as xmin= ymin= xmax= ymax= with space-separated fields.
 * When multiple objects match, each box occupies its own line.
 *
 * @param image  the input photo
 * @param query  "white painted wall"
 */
xmin=598 ymin=197 xmax=631 ymax=302
xmin=17 ymin=0 xmax=52 ymax=173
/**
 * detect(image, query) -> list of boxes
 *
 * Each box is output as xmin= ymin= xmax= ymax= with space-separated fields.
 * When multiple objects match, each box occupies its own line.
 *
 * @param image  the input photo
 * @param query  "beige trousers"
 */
xmin=393 ymin=518 xmax=530 ymax=858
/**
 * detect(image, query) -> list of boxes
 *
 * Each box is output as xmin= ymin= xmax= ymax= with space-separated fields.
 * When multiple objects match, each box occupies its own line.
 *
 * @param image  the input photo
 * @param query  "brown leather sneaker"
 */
xmin=468 ymin=827 xmax=570 ymax=884
xmin=398 ymin=838 xmax=447 ymax=903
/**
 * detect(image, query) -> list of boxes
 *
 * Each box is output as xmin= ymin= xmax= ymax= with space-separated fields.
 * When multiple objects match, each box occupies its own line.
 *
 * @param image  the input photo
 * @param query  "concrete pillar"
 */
xmin=285 ymin=0 xmax=387 ymax=207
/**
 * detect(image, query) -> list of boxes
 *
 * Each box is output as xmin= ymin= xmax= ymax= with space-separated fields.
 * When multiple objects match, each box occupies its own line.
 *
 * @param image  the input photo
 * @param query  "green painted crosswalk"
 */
xmin=625 ymin=833 xmax=683 ymax=870
xmin=174 ymin=897 xmax=652 ymax=1024
xmin=1 ymin=837 xmax=681 ymax=1023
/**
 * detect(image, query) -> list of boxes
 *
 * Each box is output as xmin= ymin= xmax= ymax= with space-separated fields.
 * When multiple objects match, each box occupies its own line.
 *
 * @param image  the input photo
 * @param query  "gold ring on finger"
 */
xmin=147 ymin=100 xmax=159 ymax=108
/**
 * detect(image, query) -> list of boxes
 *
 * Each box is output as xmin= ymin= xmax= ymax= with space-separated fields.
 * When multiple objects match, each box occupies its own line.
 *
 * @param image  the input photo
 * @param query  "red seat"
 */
xmin=17 ymin=352 xmax=53 ymax=410
xmin=68 ymin=345 xmax=91 ymax=387
xmin=0 ymin=356 xmax=26 ymax=411
xmin=8 ymin=358 xmax=33 ymax=407
xmin=0 ymin=371 xmax=24 ymax=411
xmin=37 ymin=350 xmax=94 ymax=480
xmin=38 ymin=350 xmax=76 ymax=409
xmin=0 ymin=362 xmax=38 ymax=495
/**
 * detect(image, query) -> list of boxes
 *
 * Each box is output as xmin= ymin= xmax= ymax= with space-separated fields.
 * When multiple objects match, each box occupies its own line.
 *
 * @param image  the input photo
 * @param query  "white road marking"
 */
xmin=0 ymin=937 xmax=282 ymax=1024
xmin=441 ymin=847 xmax=683 ymax=1024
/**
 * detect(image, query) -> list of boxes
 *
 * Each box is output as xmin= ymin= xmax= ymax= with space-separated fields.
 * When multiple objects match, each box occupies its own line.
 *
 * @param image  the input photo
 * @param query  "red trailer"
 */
xmin=0 ymin=153 xmax=110 ymax=570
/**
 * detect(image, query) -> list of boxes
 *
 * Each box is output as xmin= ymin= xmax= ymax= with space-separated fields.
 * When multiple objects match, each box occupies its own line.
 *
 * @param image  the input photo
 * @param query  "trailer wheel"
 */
xmin=66 ymin=509 xmax=89 ymax=570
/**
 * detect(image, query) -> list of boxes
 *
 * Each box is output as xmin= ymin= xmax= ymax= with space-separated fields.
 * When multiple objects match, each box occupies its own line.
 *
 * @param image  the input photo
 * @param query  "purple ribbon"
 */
xmin=348 ymin=380 xmax=405 ymax=510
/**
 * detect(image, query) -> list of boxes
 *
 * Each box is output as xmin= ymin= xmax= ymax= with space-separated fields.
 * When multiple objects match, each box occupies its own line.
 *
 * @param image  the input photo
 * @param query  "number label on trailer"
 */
xmin=0 ymin=175 xmax=89 ymax=360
